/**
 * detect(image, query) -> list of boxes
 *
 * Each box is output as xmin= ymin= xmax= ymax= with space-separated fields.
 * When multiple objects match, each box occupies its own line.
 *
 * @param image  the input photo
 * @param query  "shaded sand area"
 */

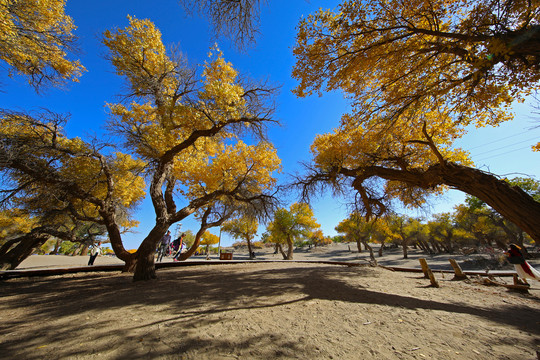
xmin=1 ymin=244 xmax=539 ymax=359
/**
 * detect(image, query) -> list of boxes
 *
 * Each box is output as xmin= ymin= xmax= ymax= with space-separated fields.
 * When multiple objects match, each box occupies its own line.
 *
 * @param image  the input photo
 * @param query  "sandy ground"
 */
xmin=1 ymin=243 xmax=539 ymax=359
xmin=15 ymin=242 xmax=540 ymax=271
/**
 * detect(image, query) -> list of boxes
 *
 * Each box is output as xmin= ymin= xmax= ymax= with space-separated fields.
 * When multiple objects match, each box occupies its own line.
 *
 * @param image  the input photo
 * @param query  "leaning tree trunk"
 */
xmin=348 ymin=162 xmax=540 ymax=246
xmin=0 ymin=234 xmax=49 ymax=270
xmin=401 ymin=238 xmax=409 ymax=259
xmin=179 ymin=225 xmax=207 ymax=261
xmin=52 ymin=239 xmax=61 ymax=254
xmin=99 ymin=207 xmax=132 ymax=263
xmin=361 ymin=240 xmax=377 ymax=265
xmin=436 ymin=164 xmax=540 ymax=244
xmin=80 ymin=244 xmax=89 ymax=256
xmin=277 ymin=244 xmax=287 ymax=259
xmin=378 ymin=238 xmax=386 ymax=257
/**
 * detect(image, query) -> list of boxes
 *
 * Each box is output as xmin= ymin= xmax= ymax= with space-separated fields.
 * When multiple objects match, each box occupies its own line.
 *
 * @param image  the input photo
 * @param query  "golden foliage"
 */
xmin=200 ymin=231 xmax=220 ymax=246
xmin=179 ymin=140 xmax=280 ymax=200
xmin=0 ymin=0 xmax=85 ymax=88
xmin=0 ymin=209 xmax=36 ymax=241
xmin=0 ymin=112 xmax=146 ymax=225
xmin=294 ymin=0 xmax=537 ymax=210
xmin=293 ymin=0 xmax=537 ymax=123
xmin=222 ymin=216 xmax=258 ymax=241
xmin=267 ymin=203 xmax=320 ymax=244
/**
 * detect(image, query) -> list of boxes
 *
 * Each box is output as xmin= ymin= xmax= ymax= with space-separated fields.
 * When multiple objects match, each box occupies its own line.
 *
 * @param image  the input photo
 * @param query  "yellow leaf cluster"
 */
xmin=200 ymin=231 xmax=219 ymax=246
xmin=222 ymin=216 xmax=258 ymax=240
xmin=104 ymin=19 xmax=256 ymax=162
xmin=200 ymin=47 xmax=247 ymax=116
xmin=267 ymin=203 xmax=320 ymax=243
xmin=310 ymin=104 xmax=475 ymax=207
xmin=0 ymin=113 xmax=146 ymax=218
xmin=312 ymin=106 xmax=472 ymax=170
xmin=0 ymin=0 xmax=85 ymax=86
xmin=0 ymin=209 xmax=36 ymax=240
xmin=293 ymin=0 xmax=537 ymax=136
xmin=103 ymin=16 xmax=174 ymax=93
xmin=178 ymin=140 xmax=281 ymax=200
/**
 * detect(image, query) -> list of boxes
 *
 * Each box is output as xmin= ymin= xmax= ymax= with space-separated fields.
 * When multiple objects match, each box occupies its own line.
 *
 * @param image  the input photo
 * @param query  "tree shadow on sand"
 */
xmin=0 ymin=264 xmax=539 ymax=359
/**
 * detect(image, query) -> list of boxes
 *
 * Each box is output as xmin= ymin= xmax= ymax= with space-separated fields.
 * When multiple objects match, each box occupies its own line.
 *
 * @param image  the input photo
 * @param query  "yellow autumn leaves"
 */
xmin=294 ymin=0 xmax=539 ymax=208
xmin=104 ymin=16 xmax=281 ymax=203
xmin=0 ymin=0 xmax=84 ymax=88
xmin=177 ymin=141 xmax=281 ymax=200
xmin=0 ymin=113 xmax=147 ymax=220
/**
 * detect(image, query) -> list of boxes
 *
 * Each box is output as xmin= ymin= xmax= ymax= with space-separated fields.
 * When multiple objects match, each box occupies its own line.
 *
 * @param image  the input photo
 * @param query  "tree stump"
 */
xmin=448 ymin=259 xmax=468 ymax=280
xmin=419 ymin=258 xmax=439 ymax=288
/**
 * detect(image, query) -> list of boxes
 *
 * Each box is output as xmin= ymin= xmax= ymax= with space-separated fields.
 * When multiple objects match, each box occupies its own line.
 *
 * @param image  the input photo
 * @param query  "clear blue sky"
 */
xmin=1 ymin=1 xmax=539 ymax=249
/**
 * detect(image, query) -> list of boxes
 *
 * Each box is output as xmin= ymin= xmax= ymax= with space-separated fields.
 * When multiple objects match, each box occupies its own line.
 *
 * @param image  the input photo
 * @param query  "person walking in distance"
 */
xmin=173 ymin=233 xmax=186 ymax=261
xmin=157 ymin=230 xmax=172 ymax=262
xmin=88 ymin=241 xmax=102 ymax=265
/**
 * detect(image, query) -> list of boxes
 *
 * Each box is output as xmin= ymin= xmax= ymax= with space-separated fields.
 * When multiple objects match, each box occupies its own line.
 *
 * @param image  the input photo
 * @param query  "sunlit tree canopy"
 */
xmin=0 ymin=0 xmax=85 ymax=90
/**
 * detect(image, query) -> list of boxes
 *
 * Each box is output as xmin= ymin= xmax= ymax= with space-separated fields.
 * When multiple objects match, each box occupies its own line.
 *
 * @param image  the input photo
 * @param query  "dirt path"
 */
xmin=1 ymin=261 xmax=539 ymax=359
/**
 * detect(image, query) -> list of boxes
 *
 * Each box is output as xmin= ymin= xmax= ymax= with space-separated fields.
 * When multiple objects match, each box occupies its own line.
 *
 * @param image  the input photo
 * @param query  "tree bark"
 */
xmin=133 ymin=249 xmax=157 ymax=281
xmin=52 ymin=239 xmax=61 ymax=254
xmin=401 ymin=238 xmax=409 ymax=259
xmin=362 ymin=240 xmax=377 ymax=265
xmin=179 ymin=225 xmax=207 ymax=261
xmin=132 ymin=224 xmax=170 ymax=281
xmin=286 ymin=236 xmax=294 ymax=260
xmin=80 ymin=244 xmax=89 ymax=256
xmin=346 ymin=162 xmax=540 ymax=245
xmin=99 ymin=207 xmax=132 ymax=262
xmin=355 ymin=238 xmax=362 ymax=253
xmin=277 ymin=244 xmax=287 ymax=259
xmin=246 ymin=238 xmax=254 ymax=259
xmin=378 ymin=238 xmax=385 ymax=257
xmin=0 ymin=234 xmax=49 ymax=270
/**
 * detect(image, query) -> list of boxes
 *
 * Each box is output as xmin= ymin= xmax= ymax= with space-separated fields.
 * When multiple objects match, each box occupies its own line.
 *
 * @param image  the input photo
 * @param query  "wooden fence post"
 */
xmin=448 ymin=259 xmax=467 ymax=280
xmin=419 ymin=258 xmax=430 ymax=279
xmin=419 ymin=258 xmax=439 ymax=288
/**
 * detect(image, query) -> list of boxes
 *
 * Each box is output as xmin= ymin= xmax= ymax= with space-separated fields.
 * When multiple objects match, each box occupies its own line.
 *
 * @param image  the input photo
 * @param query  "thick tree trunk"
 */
xmin=80 ymin=244 xmax=89 ymax=256
xmin=285 ymin=237 xmax=294 ymax=260
xmin=99 ymin=207 xmax=132 ymax=262
xmin=0 ymin=234 xmax=49 ymax=270
xmin=132 ymin=225 xmax=169 ymax=281
xmin=439 ymin=165 xmax=540 ymax=244
xmin=133 ymin=249 xmax=157 ymax=281
xmin=348 ymin=162 xmax=540 ymax=245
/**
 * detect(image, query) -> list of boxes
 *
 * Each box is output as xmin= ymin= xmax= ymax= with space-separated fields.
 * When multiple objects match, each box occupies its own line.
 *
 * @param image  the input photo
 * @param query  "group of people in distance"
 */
xmin=157 ymin=230 xmax=186 ymax=262
xmin=86 ymin=231 xmax=187 ymax=266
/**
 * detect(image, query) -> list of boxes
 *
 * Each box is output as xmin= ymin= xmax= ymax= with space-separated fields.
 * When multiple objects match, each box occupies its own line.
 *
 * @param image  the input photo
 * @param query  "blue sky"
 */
xmin=1 ymin=1 xmax=539 ymax=249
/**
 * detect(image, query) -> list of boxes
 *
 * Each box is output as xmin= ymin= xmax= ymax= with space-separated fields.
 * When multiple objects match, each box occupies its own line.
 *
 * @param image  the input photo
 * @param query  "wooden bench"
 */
xmin=220 ymin=252 xmax=233 ymax=260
